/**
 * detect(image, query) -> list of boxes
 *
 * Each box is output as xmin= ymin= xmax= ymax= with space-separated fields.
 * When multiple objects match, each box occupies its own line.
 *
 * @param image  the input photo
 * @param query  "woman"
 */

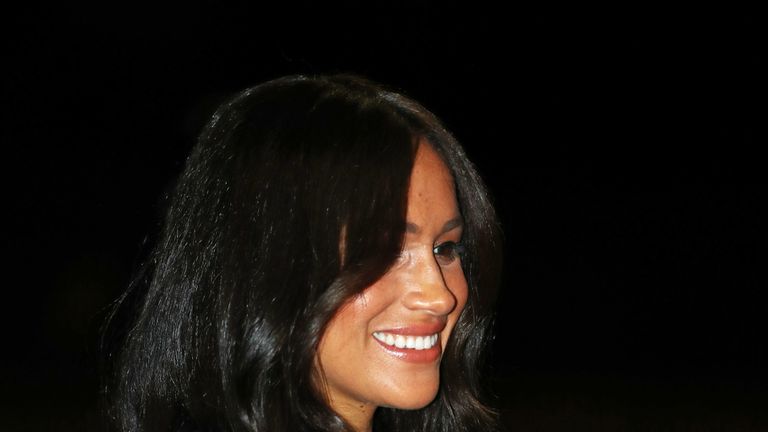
xmin=106 ymin=73 xmax=503 ymax=431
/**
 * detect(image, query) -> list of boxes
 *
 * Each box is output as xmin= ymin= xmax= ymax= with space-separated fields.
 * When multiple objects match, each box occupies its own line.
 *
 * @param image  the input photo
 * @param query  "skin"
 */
xmin=316 ymin=140 xmax=469 ymax=432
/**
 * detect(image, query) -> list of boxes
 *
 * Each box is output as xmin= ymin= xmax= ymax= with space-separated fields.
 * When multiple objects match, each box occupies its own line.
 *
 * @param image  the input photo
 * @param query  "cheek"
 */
xmin=314 ymin=280 xmax=404 ymax=403
xmin=317 ymin=280 xmax=398 ymax=352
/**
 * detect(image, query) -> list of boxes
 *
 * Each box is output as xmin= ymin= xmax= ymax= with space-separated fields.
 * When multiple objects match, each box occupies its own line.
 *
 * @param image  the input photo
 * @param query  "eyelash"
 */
xmin=432 ymin=241 xmax=466 ymax=265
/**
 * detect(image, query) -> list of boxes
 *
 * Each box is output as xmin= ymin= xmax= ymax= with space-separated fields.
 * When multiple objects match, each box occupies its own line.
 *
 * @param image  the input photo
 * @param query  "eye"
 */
xmin=433 ymin=241 xmax=466 ymax=265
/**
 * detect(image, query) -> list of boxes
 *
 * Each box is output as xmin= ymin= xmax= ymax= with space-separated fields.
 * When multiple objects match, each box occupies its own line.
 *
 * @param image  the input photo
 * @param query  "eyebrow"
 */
xmin=406 ymin=216 xmax=464 ymax=235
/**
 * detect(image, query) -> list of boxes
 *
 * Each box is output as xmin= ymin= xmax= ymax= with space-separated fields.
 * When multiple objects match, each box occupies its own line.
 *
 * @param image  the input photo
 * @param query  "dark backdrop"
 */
xmin=3 ymin=4 xmax=766 ymax=431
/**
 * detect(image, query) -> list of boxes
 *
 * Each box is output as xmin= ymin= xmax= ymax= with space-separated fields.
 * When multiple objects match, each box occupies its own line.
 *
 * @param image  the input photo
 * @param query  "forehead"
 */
xmin=407 ymin=140 xmax=458 ymax=218
xmin=411 ymin=139 xmax=454 ymax=187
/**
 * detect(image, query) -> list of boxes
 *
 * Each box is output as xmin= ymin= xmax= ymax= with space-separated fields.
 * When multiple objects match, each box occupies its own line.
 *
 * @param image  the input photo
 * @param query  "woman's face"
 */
xmin=316 ymin=141 xmax=468 ymax=425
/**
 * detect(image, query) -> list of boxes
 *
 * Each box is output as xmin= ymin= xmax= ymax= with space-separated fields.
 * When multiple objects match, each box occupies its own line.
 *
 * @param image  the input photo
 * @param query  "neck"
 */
xmin=350 ymin=418 xmax=373 ymax=432
xmin=335 ymin=400 xmax=376 ymax=432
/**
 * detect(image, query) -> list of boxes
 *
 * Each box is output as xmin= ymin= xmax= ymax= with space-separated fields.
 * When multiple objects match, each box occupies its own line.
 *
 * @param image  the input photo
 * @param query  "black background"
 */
xmin=3 ymin=4 xmax=766 ymax=431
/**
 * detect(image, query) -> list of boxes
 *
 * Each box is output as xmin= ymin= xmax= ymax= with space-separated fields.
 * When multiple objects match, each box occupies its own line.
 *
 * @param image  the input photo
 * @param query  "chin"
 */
xmin=383 ymin=382 xmax=441 ymax=410
xmin=396 ymin=397 xmax=439 ymax=411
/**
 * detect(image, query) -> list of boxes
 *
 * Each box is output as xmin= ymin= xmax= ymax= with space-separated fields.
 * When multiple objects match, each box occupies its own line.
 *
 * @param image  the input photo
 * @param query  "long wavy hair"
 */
xmin=104 ymin=73 xmax=503 ymax=431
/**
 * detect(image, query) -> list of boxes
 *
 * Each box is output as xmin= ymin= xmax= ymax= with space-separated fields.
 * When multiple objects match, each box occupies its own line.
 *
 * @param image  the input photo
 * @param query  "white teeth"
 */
xmin=373 ymin=332 xmax=439 ymax=350
xmin=414 ymin=336 xmax=424 ymax=350
xmin=405 ymin=336 xmax=415 ymax=348
xmin=395 ymin=335 xmax=405 ymax=348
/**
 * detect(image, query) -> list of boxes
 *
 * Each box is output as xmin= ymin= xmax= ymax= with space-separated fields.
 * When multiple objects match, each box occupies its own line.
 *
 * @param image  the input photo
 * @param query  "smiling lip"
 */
xmin=372 ymin=322 xmax=446 ymax=363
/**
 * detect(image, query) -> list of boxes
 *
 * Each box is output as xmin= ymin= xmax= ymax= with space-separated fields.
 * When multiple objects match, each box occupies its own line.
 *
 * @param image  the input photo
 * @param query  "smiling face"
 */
xmin=315 ymin=140 xmax=468 ymax=429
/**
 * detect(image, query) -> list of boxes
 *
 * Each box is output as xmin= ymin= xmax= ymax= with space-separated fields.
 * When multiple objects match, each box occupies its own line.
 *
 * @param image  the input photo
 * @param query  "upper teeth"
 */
xmin=372 ymin=332 xmax=439 ymax=350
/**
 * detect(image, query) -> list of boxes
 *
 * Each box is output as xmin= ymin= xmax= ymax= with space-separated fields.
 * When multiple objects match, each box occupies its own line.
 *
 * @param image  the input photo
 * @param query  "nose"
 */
xmin=401 ymin=247 xmax=457 ymax=316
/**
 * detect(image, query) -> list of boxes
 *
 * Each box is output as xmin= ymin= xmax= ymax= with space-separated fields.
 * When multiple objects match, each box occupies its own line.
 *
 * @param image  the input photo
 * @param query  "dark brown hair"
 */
xmin=106 ymin=74 xmax=503 ymax=431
